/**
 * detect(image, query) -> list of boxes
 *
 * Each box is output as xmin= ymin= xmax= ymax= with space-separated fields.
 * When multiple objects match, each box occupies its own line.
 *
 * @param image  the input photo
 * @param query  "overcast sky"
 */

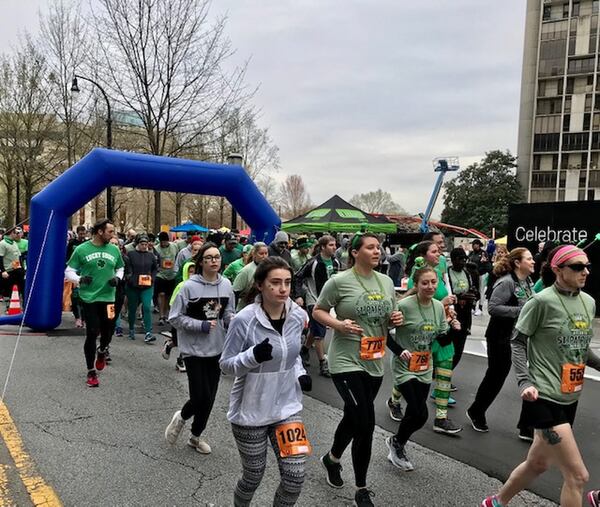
xmin=0 ymin=0 xmax=527 ymax=217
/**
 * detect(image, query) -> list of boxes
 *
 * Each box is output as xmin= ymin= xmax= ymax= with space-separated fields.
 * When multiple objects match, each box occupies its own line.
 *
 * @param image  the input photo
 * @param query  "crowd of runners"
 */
xmin=56 ymin=219 xmax=600 ymax=507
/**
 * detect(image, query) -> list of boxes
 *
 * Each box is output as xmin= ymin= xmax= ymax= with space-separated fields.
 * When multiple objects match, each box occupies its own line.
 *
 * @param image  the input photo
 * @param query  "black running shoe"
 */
xmin=433 ymin=417 xmax=463 ymax=435
xmin=466 ymin=408 xmax=488 ymax=433
xmin=387 ymin=398 xmax=403 ymax=422
xmin=354 ymin=488 xmax=375 ymax=507
xmin=320 ymin=453 xmax=343 ymax=488
xmin=518 ymin=427 xmax=534 ymax=442
xmin=300 ymin=346 xmax=310 ymax=367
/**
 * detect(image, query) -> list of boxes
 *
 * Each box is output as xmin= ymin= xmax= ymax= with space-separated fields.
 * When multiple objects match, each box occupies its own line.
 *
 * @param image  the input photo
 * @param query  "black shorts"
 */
xmin=307 ymin=305 xmax=327 ymax=339
xmin=154 ymin=277 xmax=176 ymax=298
xmin=520 ymin=398 xmax=578 ymax=430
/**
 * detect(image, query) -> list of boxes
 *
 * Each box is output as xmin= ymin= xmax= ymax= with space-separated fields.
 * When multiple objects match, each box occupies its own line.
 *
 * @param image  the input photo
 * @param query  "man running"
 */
xmin=65 ymin=219 xmax=124 ymax=387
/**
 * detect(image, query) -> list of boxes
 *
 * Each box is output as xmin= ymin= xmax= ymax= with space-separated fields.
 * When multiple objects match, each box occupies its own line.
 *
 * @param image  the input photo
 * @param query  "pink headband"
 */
xmin=550 ymin=245 xmax=584 ymax=268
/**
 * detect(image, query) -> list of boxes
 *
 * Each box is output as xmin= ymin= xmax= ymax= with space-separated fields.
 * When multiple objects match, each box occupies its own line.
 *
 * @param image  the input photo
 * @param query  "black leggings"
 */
xmin=469 ymin=336 xmax=512 ymax=417
xmin=82 ymin=302 xmax=116 ymax=370
xmin=331 ymin=371 xmax=382 ymax=488
xmin=181 ymin=355 xmax=221 ymax=437
xmin=395 ymin=379 xmax=430 ymax=445
xmin=451 ymin=304 xmax=472 ymax=369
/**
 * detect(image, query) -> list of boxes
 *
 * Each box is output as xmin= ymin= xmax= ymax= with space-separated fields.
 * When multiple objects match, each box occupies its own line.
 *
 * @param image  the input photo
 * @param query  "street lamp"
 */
xmin=71 ymin=75 xmax=114 ymax=220
xmin=227 ymin=153 xmax=243 ymax=230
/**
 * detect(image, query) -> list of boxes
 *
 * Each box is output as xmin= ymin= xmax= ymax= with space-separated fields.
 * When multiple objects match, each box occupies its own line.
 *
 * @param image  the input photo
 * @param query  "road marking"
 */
xmin=0 ymin=401 xmax=62 ymax=506
xmin=464 ymin=341 xmax=600 ymax=382
xmin=0 ymin=463 xmax=10 ymax=505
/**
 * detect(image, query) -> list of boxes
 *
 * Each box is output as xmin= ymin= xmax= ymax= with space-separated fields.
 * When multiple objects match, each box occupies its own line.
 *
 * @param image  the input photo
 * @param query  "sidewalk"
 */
xmin=0 ymin=318 xmax=555 ymax=506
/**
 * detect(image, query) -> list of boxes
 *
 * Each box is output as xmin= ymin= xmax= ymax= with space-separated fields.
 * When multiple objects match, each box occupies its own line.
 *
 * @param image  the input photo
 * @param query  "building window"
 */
xmin=563 ymin=132 xmax=590 ymax=150
xmin=594 ymin=1 xmax=599 ymax=15
xmin=564 ymin=3 xmax=570 ymax=18
xmin=534 ymin=133 xmax=561 ymax=151
xmin=568 ymin=57 xmax=595 ymax=75
xmin=573 ymin=2 xmax=580 ymax=17
xmin=586 ymin=94 xmax=593 ymax=112
xmin=563 ymin=114 xmax=571 ymax=131
xmin=544 ymin=5 xmax=552 ymax=20
xmin=584 ymin=113 xmax=591 ymax=130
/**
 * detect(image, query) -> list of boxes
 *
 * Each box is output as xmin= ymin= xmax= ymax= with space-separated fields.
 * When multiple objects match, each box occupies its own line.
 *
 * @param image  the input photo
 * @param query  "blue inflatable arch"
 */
xmin=3 ymin=148 xmax=280 ymax=331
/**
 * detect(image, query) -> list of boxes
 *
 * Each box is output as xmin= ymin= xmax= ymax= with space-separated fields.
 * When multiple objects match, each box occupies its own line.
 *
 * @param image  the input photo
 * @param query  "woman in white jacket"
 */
xmin=220 ymin=256 xmax=311 ymax=507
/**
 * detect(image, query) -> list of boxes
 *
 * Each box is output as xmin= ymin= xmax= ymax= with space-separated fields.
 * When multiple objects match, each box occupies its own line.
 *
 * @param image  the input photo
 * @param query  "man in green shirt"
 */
xmin=0 ymin=227 xmax=26 ymax=305
xmin=219 ymin=233 xmax=242 ymax=271
xmin=155 ymin=231 xmax=180 ymax=325
xmin=65 ymin=219 xmax=124 ymax=388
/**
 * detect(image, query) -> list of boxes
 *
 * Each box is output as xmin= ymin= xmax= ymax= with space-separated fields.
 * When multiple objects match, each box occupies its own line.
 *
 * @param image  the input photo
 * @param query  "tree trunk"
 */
xmin=175 ymin=193 xmax=182 ymax=225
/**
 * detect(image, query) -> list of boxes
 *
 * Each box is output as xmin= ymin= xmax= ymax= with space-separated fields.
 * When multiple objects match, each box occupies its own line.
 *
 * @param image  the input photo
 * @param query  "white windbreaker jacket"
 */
xmin=220 ymin=297 xmax=308 ymax=426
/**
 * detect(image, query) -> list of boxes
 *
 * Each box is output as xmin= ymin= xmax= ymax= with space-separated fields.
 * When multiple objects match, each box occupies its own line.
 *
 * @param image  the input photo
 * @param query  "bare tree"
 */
xmin=350 ymin=189 xmax=406 ymax=215
xmin=90 ymin=0 xmax=251 ymax=231
xmin=279 ymin=174 xmax=311 ymax=219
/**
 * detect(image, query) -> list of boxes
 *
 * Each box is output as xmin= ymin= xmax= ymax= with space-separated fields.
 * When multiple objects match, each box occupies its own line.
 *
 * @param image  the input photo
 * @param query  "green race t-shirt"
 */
xmin=323 ymin=257 xmax=334 ymax=278
xmin=515 ymin=286 xmax=596 ymax=404
xmin=316 ymin=268 xmax=396 ymax=377
xmin=448 ymin=268 xmax=469 ymax=295
xmin=391 ymin=295 xmax=448 ymax=385
xmin=232 ymin=261 xmax=258 ymax=311
xmin=219 ymin=245 xmax=242 ymax=268
xmin=0 ymin=239 xmax=22 ymax=272
xmin=223 ymin=257 xmax=245 ymax=282
xmin=156 ymin=243 xmax=180 ymax=280
xmin=68 ymin=241 xmax=124 ymax=303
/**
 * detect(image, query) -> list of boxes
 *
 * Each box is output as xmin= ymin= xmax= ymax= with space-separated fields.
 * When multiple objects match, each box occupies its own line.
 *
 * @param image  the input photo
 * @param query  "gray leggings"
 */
xmin=232 ymin=413 xmax=306 ymax=507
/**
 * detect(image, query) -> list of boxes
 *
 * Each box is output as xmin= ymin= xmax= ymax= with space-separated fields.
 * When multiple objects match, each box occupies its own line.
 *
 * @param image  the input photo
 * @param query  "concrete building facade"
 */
xmin=518 ymin=0 xmax=600 ymax=202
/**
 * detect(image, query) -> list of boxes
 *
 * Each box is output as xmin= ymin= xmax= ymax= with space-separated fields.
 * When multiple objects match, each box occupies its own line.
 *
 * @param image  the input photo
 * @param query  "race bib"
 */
xmin=275 ymin=422 xmax=311 ymax=457
xmin=561 ymin=363 xmax=585 ymax=393
xmin=162 ymin=259 xmax=174 ymax=269
xmin=106 ymin=304 xmax=116 ymax=320
xmin=360 ymin=336 xmax=386 ymax=360
xmin=409 ymin=351 xmax=431 ymax=372
xmin=138 ymin=275 xmax=152 ymax=286
xmin=11 ymin=260 xmax=21 ymax=270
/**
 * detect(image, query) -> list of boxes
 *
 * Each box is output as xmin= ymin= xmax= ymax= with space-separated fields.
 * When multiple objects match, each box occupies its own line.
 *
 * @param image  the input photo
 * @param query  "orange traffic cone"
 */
xmin=7 ymin=285 xmax=21 ymax=315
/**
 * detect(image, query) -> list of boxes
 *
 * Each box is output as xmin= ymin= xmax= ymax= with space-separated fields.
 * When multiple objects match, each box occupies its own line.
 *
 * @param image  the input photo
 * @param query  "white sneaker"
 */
xmin=188 ymin=436 xmax=211 ymax=454
xmin=473 ymin=308 xmax=482 ymax=316
xmin=165 ymin=410 xmax=185 ymax=445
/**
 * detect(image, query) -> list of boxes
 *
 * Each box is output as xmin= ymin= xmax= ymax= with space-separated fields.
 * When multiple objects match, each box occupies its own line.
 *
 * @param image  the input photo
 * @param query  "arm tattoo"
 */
xmin=541 ymin=428 xmax=562 ymax=446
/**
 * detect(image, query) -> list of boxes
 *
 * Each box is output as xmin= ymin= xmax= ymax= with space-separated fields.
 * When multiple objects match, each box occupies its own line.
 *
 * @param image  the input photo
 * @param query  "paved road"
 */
xmin=0 ymin=315 xmax=554 ymax=506
xmin=305 ymin=314 xmax=600 ymax=505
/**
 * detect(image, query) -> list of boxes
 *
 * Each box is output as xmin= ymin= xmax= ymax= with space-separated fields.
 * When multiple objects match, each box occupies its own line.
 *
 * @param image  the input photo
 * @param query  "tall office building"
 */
xmin=518 ymin=0 xmax=600 ymax=202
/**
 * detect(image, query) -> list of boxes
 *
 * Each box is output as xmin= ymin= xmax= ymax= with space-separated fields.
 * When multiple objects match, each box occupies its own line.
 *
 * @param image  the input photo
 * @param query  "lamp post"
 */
xmin=71 ymin=75 xmax=114 ymax=220
xmin=227 ymin=153 xmax=243 ymax=230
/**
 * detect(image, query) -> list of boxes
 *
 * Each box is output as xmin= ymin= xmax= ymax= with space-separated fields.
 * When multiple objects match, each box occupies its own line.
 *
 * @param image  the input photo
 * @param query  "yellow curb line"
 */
xmin=0 ymin=402 xmax=62 ymax=506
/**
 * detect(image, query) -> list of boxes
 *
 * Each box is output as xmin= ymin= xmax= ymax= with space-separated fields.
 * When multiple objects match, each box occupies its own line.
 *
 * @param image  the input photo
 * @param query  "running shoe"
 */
xmin=474 ymin=308 xmax=482 ymax=316
xmin=162 ymin=340 xmax=173 ymax=360
xmin=320 ymin=453 xmax=343 ymax=488
xmin=153 ymin=306 xmax=160 ymax=314
xmin=86 ymin=370 xmax=99 ymax=388
xmin=518 ymin=427 xmax=534 ymax=442
xmin=176 ymin=357 xmax=186 ymax=372
xmin=449 ymin=383 xmax=458 ymax=392
xmin=433 ymin=417 xmax=463 ymax=435
xmin=300 ymin=346 xmax=310 ymax=367
xmin=115 ymin=326 xmax=123 ymax=337
xmin=354 ymin=488 xmax=375 ymax=507
xmin=105 ymin=347 xmax=112 ymax=363
xmin=387 ymin=397 xmax=403 ymax=422
xmin=144 ymin=333 xmax=157 ymax=343
xmin=188 ymin=435 xmax=211 ymax=454
xmin=481 ymin=495 xmax=504 ymax=507
xmin=587 ymin=490 xmax=600 ymax=506
xmin=75 ymin=318 xmax=83 ymax=328
xmin=164 ymin=410 xmax=185 ymax=445
xmin=385 ymin=436 xmax=414 ymax=471
xmin=319 ymin=359 xmax=331 ymax=378
xmin=95 ymin=347 xmax=107 ymax=371
xmin=430 ymin=392 xmax=456 ymax=405
xmin=158 ymin=317 xmax=166 ymax=326
xmin=466 ymin=408 xmax=488 ymax=433
xmin=128 ymin=330 xmax=135 ymax=340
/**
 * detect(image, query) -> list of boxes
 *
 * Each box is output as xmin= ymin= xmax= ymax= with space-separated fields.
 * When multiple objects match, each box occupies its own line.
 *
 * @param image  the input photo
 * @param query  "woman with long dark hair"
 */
xmin=220 ymin=257 xmax=311 ymax=507
xmin=164 ymin=242 xmax=235 ymax=454
xmin=467 ymin=248 xmax=535 ymax=435
xmin=312 ymin=233 xmax=402 ymax=507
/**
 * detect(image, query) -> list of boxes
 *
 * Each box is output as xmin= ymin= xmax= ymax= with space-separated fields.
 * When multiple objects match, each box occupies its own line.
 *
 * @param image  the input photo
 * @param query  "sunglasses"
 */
xmin=561 ymin=263 xmax=592 ymax=272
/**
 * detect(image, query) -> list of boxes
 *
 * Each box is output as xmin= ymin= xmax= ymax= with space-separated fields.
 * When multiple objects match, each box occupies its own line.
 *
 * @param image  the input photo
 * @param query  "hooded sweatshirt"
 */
xmin=168 ymin=272 xmax=235 ymax=357
xmin=220 ymin=297 xmax=308 ymax=427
